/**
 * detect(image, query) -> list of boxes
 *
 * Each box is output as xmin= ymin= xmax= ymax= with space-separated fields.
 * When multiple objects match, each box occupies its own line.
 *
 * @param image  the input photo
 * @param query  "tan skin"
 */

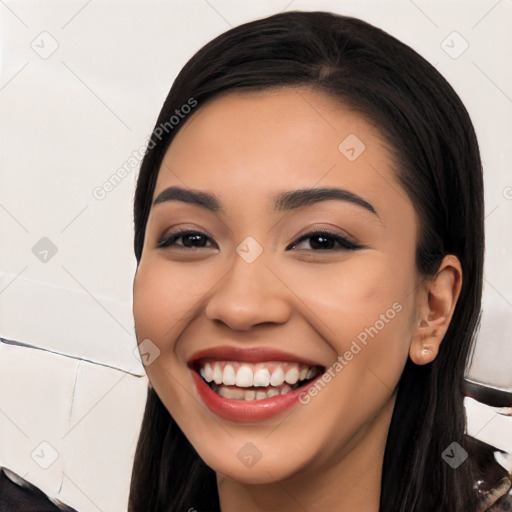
xmin=133 ymin=88 xmax=462 ymax=512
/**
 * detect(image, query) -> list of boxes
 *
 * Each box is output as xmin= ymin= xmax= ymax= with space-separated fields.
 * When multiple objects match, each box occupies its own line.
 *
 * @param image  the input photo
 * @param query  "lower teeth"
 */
xmin=209 ymin=381 xmax=306 ymax=401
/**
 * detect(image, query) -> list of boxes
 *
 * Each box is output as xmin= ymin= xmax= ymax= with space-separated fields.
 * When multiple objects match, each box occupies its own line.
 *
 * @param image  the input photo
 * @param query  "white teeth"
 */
xmin=200 ymin=360 xmax=321 ymax=398
xmin=218 ymin=386 xmax=244 ymax=400
xmin=223 ymin=364 xmax=236 ymax=385
xmin=217 ymin=385 xmax=297 ymax=401
xmin=285 ymin=366 xmax=299 ymax=385
xmin=202 ymin=362 xmax=214 ymax=382
xmin=281 ymin=384 xmax=292 ymax=395
xmin=270 ymin=367 xmax=285 ymax=386
xmin=253 ymin=368 xmax=271 ymax=387
xmin=235 ymin=365 xmax=253 ymax=387
xmin=213 ymin=363 xmax=223 ymax=384
xmin=244 ymin=389 xmax=256 ymax=400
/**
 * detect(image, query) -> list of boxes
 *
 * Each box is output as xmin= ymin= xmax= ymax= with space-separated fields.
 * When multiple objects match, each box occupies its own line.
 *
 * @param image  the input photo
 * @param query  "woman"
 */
xmin=129 ymin=10 xmax=510 ymax=512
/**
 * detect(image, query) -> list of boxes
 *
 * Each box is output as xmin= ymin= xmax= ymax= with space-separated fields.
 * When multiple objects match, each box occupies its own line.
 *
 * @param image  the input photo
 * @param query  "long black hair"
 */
xmin=129 ymin=11 xmax=484 ymax=512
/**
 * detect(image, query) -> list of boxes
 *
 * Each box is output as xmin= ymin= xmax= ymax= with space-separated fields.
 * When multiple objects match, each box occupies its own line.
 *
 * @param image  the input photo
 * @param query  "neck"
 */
xmin=217 ymin=395 xmax=395 ymax=512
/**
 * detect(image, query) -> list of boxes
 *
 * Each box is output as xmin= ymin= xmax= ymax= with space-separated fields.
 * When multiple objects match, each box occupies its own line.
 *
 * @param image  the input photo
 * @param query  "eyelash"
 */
xmin=156 ymin=229 xmax=363 ymax=251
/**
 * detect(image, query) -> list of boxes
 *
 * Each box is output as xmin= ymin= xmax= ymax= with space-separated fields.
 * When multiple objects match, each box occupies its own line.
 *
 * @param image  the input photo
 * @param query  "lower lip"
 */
xmin=191 ymin=371 xmax=318 ymax=423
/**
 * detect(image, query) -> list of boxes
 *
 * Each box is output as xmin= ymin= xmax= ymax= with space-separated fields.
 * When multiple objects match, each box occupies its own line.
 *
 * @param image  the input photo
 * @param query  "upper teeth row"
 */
xmin=199 ymin=362 xmax=317 ymax=388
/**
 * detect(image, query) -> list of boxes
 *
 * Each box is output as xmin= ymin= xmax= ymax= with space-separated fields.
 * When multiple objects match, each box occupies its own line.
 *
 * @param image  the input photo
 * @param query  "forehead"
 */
xmin=154 ymin=88 xmax=409 ymax=218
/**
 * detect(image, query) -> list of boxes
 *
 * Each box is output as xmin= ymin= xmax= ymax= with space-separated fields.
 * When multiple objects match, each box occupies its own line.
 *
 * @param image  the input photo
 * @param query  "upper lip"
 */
xmin=187 ymin=346 xmax=324 ymax=368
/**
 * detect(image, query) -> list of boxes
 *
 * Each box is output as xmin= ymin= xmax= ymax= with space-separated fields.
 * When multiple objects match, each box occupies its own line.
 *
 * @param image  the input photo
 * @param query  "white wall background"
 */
xmin=0 ymin=1 xmax=511 ymax=510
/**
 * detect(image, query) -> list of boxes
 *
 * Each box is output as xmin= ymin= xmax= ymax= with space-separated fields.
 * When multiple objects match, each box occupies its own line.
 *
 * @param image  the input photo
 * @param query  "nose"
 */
xmin=205 ymin=251 xmax=292 ymax=331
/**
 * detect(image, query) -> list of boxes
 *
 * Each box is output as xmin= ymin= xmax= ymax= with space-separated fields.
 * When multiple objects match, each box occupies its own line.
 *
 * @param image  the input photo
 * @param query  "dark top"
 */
xmin=0 ymin=468 xmax=77 ymax=512
xmin=0 ymin=450 xmax=510 ymax=512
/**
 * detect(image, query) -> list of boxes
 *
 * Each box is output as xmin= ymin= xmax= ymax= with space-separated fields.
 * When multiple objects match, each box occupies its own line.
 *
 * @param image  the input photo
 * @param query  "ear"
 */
xmin=410 ymin=254 xmax=463 ymax=365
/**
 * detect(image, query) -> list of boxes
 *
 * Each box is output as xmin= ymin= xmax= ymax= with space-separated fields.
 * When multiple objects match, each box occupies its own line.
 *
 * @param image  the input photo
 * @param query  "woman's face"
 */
xmin=133 ymin=88 xmax=422 ymax=484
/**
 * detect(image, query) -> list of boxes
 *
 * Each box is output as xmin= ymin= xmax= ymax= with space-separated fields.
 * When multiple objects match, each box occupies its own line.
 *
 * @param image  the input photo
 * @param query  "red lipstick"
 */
xmin=188 ymin=346 xmax=324 ymax=423
xmin=188 ymin=346 xmax=321 ymax=367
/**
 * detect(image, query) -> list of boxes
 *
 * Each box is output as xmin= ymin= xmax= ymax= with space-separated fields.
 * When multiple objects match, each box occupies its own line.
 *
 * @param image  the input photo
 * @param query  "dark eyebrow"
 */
xmin=153 ymin=186 xmax=378 ymax=217
xmin=153 ymin=186 xmax=223 ymax=212
xmin=274 ymin=187 xmax=378 ymax=216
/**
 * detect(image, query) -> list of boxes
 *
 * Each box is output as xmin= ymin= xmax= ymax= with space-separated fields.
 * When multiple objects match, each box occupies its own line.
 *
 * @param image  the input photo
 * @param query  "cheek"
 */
xmin=274 ymin=252 xmax=416 ymax=389
xmin=133 ymin=263 xmax=165 ymax=340
xmin=133 ymin=260 xmax=195 ymax=347
xmin=278 ymin=251 xmax=414 ymax=329
xmin=132 ymin=261 xmax=201 ymax=414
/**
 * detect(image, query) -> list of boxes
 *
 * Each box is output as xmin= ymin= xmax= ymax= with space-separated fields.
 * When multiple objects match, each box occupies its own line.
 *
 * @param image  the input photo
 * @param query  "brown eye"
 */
xmin=157 ymin=230 xmax=216 ymax=249
xmin=287 ymin=231 xmax=362 ymax=251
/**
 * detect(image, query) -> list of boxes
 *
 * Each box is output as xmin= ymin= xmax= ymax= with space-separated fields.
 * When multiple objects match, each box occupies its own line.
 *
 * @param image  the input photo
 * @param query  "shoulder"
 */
xmin=0 ymin=466 xmax=77 ymax=511
xmin=465 ymin=436 xmax=512 ymax=512
xmin=480 ymin=478 xmax=511 ymax=511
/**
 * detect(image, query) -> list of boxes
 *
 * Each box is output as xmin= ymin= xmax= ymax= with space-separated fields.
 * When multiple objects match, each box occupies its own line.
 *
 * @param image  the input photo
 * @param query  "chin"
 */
xmin=191 ymin=434 xmax=318 ymax=486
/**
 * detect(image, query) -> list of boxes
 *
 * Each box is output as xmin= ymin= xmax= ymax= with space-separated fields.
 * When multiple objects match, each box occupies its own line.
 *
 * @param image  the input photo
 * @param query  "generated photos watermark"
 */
xmin=92 ymin=97 xmax=197 ymax=201
xmin=299 ymin=301 xmax=403 ymax=404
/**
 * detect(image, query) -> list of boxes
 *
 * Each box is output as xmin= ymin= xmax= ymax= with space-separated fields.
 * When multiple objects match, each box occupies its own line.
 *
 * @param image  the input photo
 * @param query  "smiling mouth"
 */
xmin=193 ymin=360 xmax=324 ymax=401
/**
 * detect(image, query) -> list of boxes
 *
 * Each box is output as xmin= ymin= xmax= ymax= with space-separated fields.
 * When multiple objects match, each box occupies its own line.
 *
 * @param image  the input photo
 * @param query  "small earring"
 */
xmin=421 ymin=346 xmax=431 ymax=356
